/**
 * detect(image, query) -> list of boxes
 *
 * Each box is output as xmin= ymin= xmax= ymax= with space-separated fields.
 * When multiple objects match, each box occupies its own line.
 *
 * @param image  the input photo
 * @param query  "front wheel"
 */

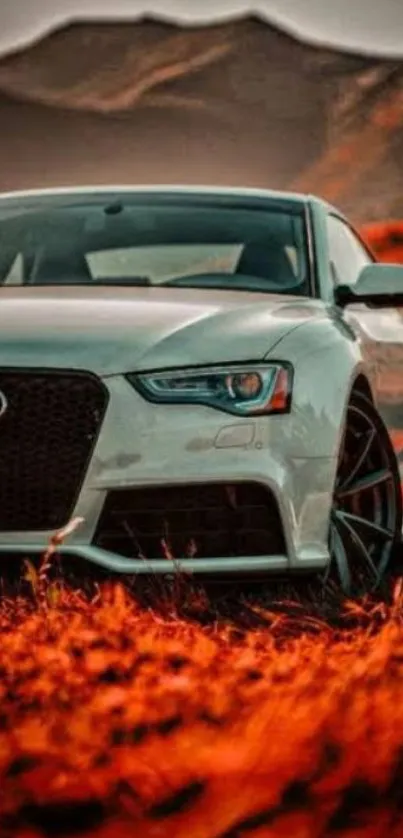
xmin=323 ymin=391 xmax=402 ymax=596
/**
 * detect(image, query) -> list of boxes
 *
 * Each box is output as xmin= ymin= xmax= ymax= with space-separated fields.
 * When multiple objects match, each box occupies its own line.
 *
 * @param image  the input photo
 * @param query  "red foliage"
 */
xmin=1 ymin=577 xmax=403 ymax=838
xmin=360 ymin=221 xmax=403 ymax=264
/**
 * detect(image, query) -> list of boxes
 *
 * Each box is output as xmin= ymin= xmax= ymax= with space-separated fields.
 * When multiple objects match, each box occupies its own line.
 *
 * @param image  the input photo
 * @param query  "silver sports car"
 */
xmin=0 ymin=184 xmax=403 ymax=594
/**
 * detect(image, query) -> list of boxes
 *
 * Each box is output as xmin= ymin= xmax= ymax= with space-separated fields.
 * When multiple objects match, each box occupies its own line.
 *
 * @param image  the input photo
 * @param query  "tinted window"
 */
xmin=0 ymin=195 xmax=310 ymax=296
xmin=327 ymin=215 xmax=372 ymax=286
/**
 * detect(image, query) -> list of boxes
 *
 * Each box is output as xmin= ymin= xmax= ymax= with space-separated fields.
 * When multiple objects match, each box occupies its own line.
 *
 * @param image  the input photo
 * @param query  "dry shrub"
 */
xmin=0 ymin=550 xmax=403 ymax=838
xmin=360 ymin=220 xmax=403 ymax=263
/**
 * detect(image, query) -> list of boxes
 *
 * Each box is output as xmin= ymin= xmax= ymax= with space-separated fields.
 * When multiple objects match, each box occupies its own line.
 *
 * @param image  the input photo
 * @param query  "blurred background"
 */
xmin=0 ymin=1 xmax=402 ymax=259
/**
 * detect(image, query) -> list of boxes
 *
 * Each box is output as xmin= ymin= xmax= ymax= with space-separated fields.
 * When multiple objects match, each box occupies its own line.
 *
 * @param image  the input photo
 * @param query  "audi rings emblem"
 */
xmin=0 ymin=390 xmax=8 ymax=419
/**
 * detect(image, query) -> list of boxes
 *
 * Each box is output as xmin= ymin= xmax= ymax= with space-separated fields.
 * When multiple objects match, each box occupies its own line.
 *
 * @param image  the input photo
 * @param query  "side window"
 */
xmin=327 ymin=215 xmax=372 ymax=286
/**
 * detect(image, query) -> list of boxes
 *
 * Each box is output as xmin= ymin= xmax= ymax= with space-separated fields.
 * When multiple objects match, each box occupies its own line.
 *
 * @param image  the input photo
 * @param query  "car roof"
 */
xmin=0 ymin=184 xmax=338 ymax=214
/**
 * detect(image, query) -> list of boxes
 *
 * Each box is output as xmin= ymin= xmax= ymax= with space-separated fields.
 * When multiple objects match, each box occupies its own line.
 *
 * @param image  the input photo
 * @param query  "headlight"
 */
xmin=127 ymin=363 xmax=293 ymax=416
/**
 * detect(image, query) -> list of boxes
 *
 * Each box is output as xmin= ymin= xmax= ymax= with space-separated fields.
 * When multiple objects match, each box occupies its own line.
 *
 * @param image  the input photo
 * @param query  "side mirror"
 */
xmin=335 ymin=263 xmax=403 ymax=307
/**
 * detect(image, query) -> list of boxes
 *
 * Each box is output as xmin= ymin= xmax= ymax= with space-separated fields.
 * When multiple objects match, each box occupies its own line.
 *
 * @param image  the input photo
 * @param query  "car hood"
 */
xmin=0 ymin=286 xmax=325 ymax=375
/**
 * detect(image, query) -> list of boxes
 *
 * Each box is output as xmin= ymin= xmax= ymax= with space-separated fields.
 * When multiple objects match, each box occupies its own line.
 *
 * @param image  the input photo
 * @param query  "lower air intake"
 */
xmin=92 ymin=482 xmax=286 ymax=559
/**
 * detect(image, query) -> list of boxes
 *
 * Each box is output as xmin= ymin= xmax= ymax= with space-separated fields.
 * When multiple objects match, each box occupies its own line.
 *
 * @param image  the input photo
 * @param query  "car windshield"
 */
xmin=0 ymin=193 xmax=310 ymax=295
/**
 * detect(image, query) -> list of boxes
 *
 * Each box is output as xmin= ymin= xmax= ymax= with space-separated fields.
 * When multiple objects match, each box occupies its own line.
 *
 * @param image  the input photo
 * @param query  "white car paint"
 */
xmin=0 ymin=285 xmax=325 ymax=374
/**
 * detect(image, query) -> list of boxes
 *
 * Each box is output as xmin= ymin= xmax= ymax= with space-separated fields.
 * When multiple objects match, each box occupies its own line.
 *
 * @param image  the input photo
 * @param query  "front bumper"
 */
xmin=0 ymin=374 xmax=336 ymax=575
xmin=0 ymin=543 xmax=293 ymax=575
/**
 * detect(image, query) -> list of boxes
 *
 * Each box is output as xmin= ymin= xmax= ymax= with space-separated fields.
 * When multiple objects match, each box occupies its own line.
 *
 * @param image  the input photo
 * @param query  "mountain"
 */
xmin=0 ymin=16 xmax=402 ymax=222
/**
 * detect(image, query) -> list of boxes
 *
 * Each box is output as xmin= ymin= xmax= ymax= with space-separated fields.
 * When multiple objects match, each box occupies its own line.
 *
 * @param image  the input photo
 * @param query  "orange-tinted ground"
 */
xmin=1 ymin=562 xmax=403 ymax=838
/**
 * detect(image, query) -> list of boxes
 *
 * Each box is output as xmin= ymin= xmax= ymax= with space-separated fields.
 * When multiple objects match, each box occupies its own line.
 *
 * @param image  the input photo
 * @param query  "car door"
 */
xmin=326 ymin=212 xmax=403 ymax=461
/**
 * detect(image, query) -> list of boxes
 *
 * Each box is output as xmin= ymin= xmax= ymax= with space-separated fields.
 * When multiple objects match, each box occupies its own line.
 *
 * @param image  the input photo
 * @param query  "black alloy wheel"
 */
xmin=324 ymin=391 xmax=402 ymax=596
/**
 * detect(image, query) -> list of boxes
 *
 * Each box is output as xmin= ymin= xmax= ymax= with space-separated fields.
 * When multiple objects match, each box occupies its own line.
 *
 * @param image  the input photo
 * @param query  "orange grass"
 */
xmin=1 ymin=564 xmax=403 ymax=838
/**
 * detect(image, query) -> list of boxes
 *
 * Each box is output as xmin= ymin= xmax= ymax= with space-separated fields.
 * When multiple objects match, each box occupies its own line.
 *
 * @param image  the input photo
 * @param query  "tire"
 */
xmin=323 ymin=391 xmax=402 ymax=596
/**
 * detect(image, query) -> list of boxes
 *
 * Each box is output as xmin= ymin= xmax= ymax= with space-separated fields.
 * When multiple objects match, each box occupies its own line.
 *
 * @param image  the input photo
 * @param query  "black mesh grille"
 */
xmin=93 ymin=482 xmax=286 ymax=559
xmin=0 ymin=370 xmax=108 ymax=531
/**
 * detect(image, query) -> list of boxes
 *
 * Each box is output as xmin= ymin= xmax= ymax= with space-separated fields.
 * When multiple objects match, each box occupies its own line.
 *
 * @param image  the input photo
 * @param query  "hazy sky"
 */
xmin=1 ymin=0 xmax=403 ymax=57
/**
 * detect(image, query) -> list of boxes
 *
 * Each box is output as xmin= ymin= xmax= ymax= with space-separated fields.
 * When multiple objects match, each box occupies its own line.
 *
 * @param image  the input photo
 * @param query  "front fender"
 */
xmin=265 ymin=317 xmax=367 ymax=458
